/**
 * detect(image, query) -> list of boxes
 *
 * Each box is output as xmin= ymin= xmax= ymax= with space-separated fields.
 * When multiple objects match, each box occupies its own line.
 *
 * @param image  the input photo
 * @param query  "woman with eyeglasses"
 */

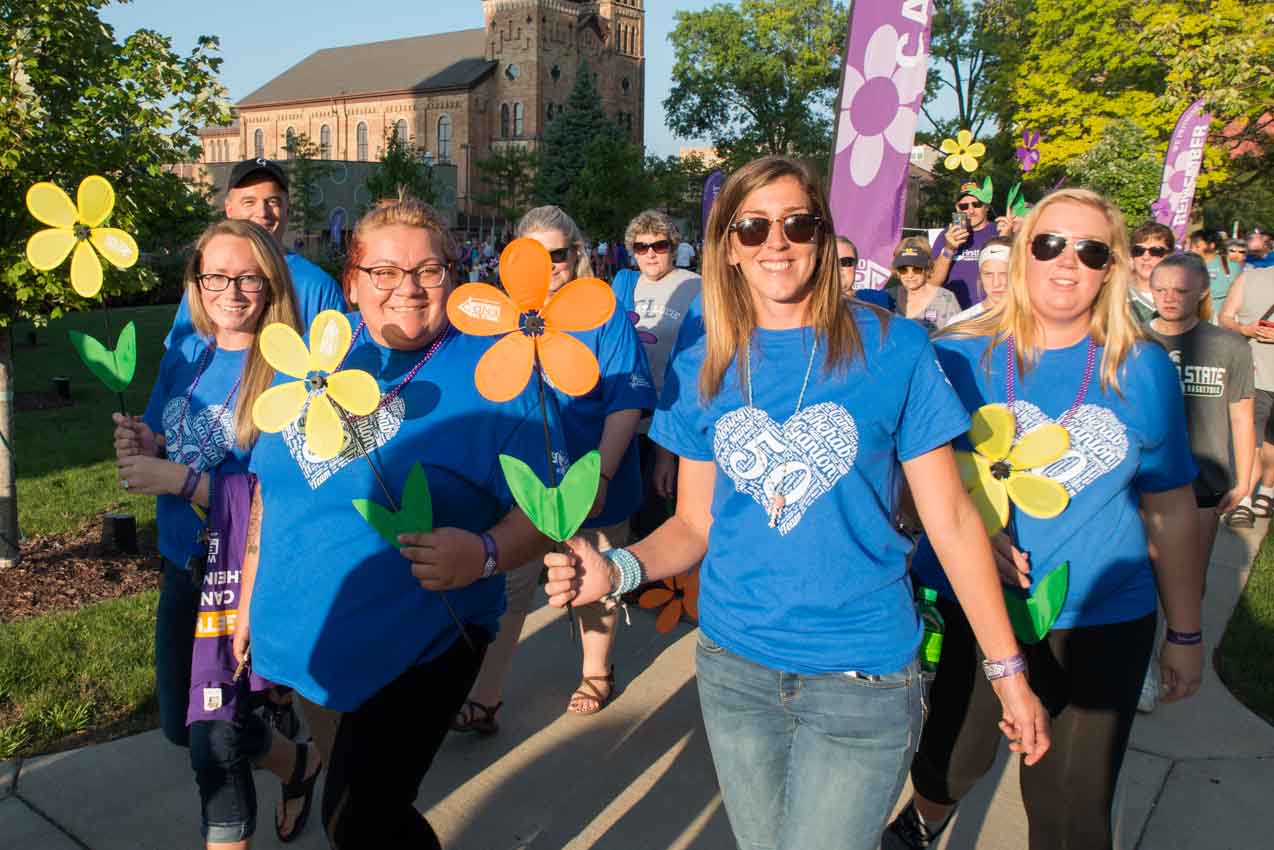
xmin=541 ymin=156 xmax=1050 ymax=850
xmin=1128 ymin=221 xmax=1175 ymax=322
xmin=884 ymin=189 xmax=1202 ymax=850
xmin=112 ymin=219 xmax=321 ymax=847
xmin=888 ymin=236 xmax=961 ymax=333
xmin=453 ymin=205 xmax=655 ymax=732
xmin=234 ymin=194 xmax=556 ymax=847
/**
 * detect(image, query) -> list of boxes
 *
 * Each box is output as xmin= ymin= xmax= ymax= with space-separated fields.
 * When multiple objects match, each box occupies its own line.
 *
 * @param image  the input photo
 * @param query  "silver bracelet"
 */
xmin=601 ymin=547 xmax=643 ymax=599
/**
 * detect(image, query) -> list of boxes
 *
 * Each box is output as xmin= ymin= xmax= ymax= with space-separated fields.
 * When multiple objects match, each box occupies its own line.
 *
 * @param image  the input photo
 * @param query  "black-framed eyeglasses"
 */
xmin=729 ymin=213 xmax=822 ymax=247
xmin=357 ymin=263 xmax=448 ymax=291
xmin=956 ymin=200 xmax=985 ymax=211
xmin=197 ymin=273 xmax=268 ymax=292
xmin=1030 ymin=233 xmax=1112 ymax=270
xmin=1131 ymin=244 xmax=1170 ymax=259
xmin=838 ymin=256 xmax=858 ymax=268
xmin=633 ymin=239 xmax=672 ymax=255
xmin=548 ymin=247 xmax=572 ymax=264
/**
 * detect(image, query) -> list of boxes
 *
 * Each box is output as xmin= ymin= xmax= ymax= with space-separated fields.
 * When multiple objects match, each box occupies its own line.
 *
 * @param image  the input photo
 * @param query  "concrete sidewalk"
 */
xmin=1 ymin=521 xmax=1270 ymax=849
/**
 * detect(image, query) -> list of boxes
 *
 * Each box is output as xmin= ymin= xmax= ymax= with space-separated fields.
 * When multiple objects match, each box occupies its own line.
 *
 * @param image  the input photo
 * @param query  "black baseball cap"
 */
xmin=226 ymin=158 xmax=289 ymax=193
xmin=1250 ymin=226 xmax=1271 ymax=238
xmin=893 ymin=245 xmax=931 ymax=269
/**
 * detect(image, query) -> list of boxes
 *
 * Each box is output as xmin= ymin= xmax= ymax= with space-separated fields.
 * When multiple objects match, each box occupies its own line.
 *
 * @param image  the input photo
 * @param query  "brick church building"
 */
xmin=199 ymin=0 xmax=645 ymax=216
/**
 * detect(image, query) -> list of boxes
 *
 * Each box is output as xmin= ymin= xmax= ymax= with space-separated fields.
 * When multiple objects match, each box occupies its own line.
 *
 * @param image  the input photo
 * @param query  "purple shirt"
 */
xmin=932 ymin=224 xmax=997 ymax=309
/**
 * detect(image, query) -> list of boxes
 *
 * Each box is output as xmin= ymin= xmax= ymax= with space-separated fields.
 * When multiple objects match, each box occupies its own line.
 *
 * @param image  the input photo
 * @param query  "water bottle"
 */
xmin=918 ymin=587 xmax=944 ymax=675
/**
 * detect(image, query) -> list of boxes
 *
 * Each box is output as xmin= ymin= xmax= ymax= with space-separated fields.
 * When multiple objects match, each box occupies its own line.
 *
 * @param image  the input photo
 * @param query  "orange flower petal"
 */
xmin=681 ymin=571 xmax=700 ymax=621
xmin=499 ymin=238 xmax=551 ymax=312
xmin=537 ymin=330 xmax=600 ymax=397
xmin=655 ymin=600 xmax=684 ymax=633
xmin=447 ymin=283 xmax=520 ymax=336
xmin=542 ymin=277 xmax=615 ymax=332
xmin=474 ymin=332 xmax=536 ymax=402
xmin=639 ymin=587 xmax=675 ymax=608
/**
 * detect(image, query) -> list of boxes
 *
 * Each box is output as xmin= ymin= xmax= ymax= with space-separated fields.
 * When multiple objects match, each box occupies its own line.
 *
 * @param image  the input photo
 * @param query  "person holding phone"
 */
xmin=930 ymin=181 xmax=1011 ymax=310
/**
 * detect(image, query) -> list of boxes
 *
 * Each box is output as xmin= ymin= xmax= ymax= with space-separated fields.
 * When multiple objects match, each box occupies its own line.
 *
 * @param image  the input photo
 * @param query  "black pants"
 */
xmin=303 ymin=626 xmax=488 ymax=850
xmin=910 ymin=597 xmax=1156 ymax=850
xmin=632 ymin=434 xmax=675 ymax=538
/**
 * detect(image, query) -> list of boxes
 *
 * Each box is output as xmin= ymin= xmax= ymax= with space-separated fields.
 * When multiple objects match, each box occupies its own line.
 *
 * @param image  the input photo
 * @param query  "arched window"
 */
xmin=253 ymin=128 xmax=264 ymax=158
xmin=285 ymin=127 xmax=296 ymax=157
xmin=356 ymin=122 xmax=368 ymax=161
xmin=320 ymin=125 xmax=331 ymax=159
xmin=393 ymin=119 xmax=408 ymax=143
xmin=513 ymin=102 xmax=524 ymax=137
xmin=500 ymin=104 xmax=510 ymax=139
xmin=437 ymin=115 xmax=452 ymax=162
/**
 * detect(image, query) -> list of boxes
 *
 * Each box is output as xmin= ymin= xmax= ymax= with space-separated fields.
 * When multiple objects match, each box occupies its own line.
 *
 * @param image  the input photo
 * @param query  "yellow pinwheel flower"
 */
xmin=251 ymin=311 xmax=382 ymax=460
xmin=940 ymin=130 xmax=987 ymax=173
xmin=25 ymin=176 xmax=139 ymax=298
xmin=956 ymin=404 xmax=1071 ymax=536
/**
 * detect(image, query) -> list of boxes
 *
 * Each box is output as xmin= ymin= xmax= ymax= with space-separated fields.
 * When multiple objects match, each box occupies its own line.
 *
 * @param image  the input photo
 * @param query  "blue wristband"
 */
xmin=602 ymin=547 xmax=643 ymax=598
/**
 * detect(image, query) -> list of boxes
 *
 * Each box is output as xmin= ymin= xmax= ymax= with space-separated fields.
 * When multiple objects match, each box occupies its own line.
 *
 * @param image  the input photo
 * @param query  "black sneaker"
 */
xmin=881 ymin=802 xmax=950 ymax=850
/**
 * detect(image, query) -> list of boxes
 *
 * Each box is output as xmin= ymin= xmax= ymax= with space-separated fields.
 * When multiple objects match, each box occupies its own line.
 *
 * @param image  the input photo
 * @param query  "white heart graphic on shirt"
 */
xmin=1013 ymin=401 xmax=1129 ymax=496
xmin=713 ymin=402 xmax=859 ymax=535
xmin=283 ymin=395 xmax=406 ymax=490
xmin=162 ymin=398 xmax=234 ymax=471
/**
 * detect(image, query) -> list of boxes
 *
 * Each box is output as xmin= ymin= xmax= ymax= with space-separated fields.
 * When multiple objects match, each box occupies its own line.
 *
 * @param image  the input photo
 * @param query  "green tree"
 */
xmin=472 ymin=145 xmax=537 ymax=225
xmin=1063 ymin=119 xmax=1163 ymax=222
xmin=643 ymin=153 xmax=712 ymax=237
xmin=0 ymin=0 xmax=228 ymax=565
xmin=362 ymin=128 xmax=434 ymax=209
xmin=284 ymin=133 xmax=333 ymax=245
xmin=665 ymin=0 xmax=845 ymax=170
xmin=533 ymin=60 xmax=620 ymax=206
xmin=567 ymin=135 xmax=652 ymax=242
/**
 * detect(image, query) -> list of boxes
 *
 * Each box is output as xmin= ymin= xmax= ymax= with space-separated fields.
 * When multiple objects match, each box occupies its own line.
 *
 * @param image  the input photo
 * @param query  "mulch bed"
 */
xmin=0 ymin=526 xmax=159 ymax=623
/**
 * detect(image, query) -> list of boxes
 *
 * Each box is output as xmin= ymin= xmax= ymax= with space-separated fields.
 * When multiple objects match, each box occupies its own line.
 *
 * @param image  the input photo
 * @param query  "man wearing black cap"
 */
xmin=929 ymin=181 xmax=1004 ymax=310
xmin=165 ymin=158 xmax=346 ymax=347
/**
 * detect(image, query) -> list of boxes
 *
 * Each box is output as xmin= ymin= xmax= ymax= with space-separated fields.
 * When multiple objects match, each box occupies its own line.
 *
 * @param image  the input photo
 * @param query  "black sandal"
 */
xmin=1251 ymin=493 xmax=1274 ymax=518
xmin=1228 ymin=505 xmax=1256 ymax=528
xmin=451 ymin=700 xmax=502 ymax=735
xmin=276 ymin=740 xmax=320 ymax=843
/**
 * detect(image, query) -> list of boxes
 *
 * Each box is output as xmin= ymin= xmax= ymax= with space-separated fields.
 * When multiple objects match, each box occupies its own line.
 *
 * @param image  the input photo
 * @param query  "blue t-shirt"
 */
xmin=142 ymin=336 xmax=252 ymax=567
xmin=649 ymin=307 xmax=970 ymax=675
xmin=248 ymin=316 xmax=558 ymax=711
xmin=911 ymin=335 xmax=1197 ymax=629
xmin=165 ymin=253 xmax=345 ymax=348
xmin=550 ymin=308 xmax=656 ymax=528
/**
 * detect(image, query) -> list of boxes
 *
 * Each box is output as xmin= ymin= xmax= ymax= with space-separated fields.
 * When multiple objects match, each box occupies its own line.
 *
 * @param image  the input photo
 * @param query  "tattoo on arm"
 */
xmin=245 ymin=495 xmax=262 ymax=556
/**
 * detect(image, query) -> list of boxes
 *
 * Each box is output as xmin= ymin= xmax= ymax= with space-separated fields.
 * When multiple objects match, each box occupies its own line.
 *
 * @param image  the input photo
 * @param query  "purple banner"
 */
xmin=1153 ymin=99 xmax=1211 ymax=245
xmin=828 ymin=1 xmax=933 ymax=289
xmin=702 ymin=170 xmax=724 ymax=237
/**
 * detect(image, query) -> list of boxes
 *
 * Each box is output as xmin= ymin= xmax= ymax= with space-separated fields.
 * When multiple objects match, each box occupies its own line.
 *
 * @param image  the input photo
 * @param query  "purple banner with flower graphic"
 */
xmin=1152 ymin=99 xmax=1211 ymax=246
xmin=828 ymin=1 xmax=933 ymax=290
xmin=702 ymin=170 xmax=724 ymax=237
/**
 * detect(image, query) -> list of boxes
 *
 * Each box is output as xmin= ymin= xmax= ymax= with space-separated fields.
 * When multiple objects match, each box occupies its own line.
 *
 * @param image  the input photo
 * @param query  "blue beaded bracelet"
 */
xmin=602 ymin=547 xmax=644 ymax=598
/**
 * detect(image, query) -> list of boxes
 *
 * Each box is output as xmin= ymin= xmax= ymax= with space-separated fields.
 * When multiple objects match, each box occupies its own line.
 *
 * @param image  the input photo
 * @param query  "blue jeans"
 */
xmin=696 ymin=632 xmax=922 ymax=850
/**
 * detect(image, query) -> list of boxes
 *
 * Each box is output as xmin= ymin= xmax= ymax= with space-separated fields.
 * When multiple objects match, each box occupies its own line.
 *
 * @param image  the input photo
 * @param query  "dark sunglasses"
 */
xmin=729 ymin=213 xmax=822 ymax=247
xmin=1030 ymin=233 xmax=1112 ymax=270
xmin=838 ymin=256 xmax=858 ymax=268
xmin=957 ymin=200 xmax=985 ymax=211
xmin=1131 ymin=244 xmax=1170 ymax=259
xmin=548 ymin=247 xmax=572 ymax=264
xmin=633 ymin=239 xmax=671 ymax=255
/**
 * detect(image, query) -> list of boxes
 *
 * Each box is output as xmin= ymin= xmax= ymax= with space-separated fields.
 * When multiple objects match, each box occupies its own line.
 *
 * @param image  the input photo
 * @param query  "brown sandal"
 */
xmin=451 ymin=700 xmax=501 ymax=735
xmin=567 ymin=666 xmax=615 ymax=716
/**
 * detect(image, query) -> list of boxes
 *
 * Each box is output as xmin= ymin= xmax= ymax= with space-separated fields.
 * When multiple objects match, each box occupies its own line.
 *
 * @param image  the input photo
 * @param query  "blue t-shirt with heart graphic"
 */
xmin=649 ymin=306 xmax=971 ymax=676
xmin=143 ymin=336 xmax=251 ymax=568
xmin=247 ymin=316 xmax=560 ymax=711
xmin=911 ymin=334 xmax=1197 ymax=629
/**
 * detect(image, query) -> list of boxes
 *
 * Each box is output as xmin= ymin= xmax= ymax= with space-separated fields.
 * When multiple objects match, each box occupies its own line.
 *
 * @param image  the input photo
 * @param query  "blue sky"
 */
xmin=101 ymin=0 xmax=719 ymax=156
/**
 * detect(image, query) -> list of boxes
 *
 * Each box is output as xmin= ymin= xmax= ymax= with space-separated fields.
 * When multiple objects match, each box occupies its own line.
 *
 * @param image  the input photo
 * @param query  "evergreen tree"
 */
xmin=533 ymin=60 xmax=621 ymax=206
xmin=284 ymin=133 xmax=333 ymax=242
xmin=473 ymin=145 xmax=537 ymax=225
xmin=363 ymin=129 xmax=434 ymax=210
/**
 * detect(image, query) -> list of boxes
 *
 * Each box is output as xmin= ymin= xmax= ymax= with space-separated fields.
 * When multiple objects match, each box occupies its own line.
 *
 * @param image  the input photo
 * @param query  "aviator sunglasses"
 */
xmin=1030 ymin=233 xmax=1112 ymax=270
xmin=729 ymin=213 xmax=822 ymax=247
xmin=1131 ymin=244 xmax=1170 ymax=259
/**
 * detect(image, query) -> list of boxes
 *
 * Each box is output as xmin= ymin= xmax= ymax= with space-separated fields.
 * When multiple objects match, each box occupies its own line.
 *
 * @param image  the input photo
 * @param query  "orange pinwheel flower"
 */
xmin=446 ymin=238 xmax=615 ymax=402
xmin=639 ymin=571 xmax=700 ymax=634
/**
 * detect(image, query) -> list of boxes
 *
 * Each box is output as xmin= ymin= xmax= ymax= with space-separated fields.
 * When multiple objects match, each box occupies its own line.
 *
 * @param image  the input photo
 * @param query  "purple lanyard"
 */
xmin=177 ymin=342 xmax=241 ymax=468
xmin=1004 ymin=335 xmax=1096 ymax=428
xmin=337 ymin=319 xmax=452 ymax=417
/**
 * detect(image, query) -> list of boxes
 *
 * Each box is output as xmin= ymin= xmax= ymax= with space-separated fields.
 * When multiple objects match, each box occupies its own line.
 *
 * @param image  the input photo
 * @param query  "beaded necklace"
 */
xmin=1004 ymin=334 xmax=1096 ymax=428
xmin=339 ymin=318 xmax=452 ymax=418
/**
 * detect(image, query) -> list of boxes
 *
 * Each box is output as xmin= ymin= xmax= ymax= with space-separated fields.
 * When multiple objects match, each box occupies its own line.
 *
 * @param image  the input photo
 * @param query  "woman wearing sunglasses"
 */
xmin=888 ymin=237 xmax=961 ymax=332
xmin=542 ymin=156 xmax=1049 ymax=850
xmin=884 ymin=189 xmax=1203 ymax=850
xmin=1128 ymin=221 xmax=1175 ymax=322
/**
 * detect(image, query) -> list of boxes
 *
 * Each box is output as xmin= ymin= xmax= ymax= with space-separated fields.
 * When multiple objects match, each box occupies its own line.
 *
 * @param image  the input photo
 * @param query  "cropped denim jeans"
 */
xmin=695 ymin=631 xmax=922 ymax=850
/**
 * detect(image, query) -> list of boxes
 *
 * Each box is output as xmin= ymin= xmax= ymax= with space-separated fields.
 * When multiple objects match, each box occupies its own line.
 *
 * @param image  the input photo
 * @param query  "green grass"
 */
xmin=1218 ymin=533 xmax=1274 ymax=725
xmin=0 ymin=590 xmax=158 ymax=758
xmin=13 ymin=305 xmax=176 ymax=538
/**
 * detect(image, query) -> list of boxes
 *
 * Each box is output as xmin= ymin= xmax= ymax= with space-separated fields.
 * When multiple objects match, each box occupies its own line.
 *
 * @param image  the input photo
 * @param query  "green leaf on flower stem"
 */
xmin=1003 ymin=561 xmax=1069 ymax=644
xmin=67 ymin=320 xmax=137 ymax=392
xmin=499 ymin=451 xmax=600 ymax=543
xmin=352 ymin=462 xmax=434 ymax=548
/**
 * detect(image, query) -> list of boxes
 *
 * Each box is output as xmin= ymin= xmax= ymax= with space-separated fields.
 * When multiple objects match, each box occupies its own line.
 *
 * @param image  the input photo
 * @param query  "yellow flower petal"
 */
xmin=325 ymin=369 xmax=380 ymax=416
xmin=26 ymin=182 xmax=77 ymax=228
xmin=308 ymin=310 xmax=352 ymax=374
xmin=304 ymin=392 xmax=345 ymax=460
xmin=956 ymin=450 xmax=989 ymax=489
xmin=70 ymin=240 xmax=103 ymax=297
xmin=1005 ymin=473 xmax=1069 ymax=519
xmin=969 ymin=476 xmax=1010 ymax=536
xmin=966 ymin=141 xmax=986 ymax=159
xmin=944 ymin=153 xmax=963 ymax=171
xmin=968 ymin=404 xmax=1015 ymax=461
xmin=251 ymin=381 xmax=309 ymax=432
xmin=25 ymin=228 xmax=76 ymax=271
xmin=960 ymin=155 xmax=979 ymax=172
xmin=77 ymin=176 xmax=116 ymax=227
xmin=90 ymin=228 xmax=138 ymax=269
xmin=259 ymin=323 xmax=311 ymax=379
xmin=1008 ymin=423 xmax=1070 ymax=470
xmin=957 ymin=129 xmax=974 ymax=147
xmin=940 ymin=138 xmax=960 ymax=154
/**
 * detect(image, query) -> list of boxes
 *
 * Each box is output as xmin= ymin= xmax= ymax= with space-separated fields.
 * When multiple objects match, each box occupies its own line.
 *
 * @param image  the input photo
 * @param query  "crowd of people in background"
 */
xmin=120 ymin=152 xmax=1262 ymax=850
